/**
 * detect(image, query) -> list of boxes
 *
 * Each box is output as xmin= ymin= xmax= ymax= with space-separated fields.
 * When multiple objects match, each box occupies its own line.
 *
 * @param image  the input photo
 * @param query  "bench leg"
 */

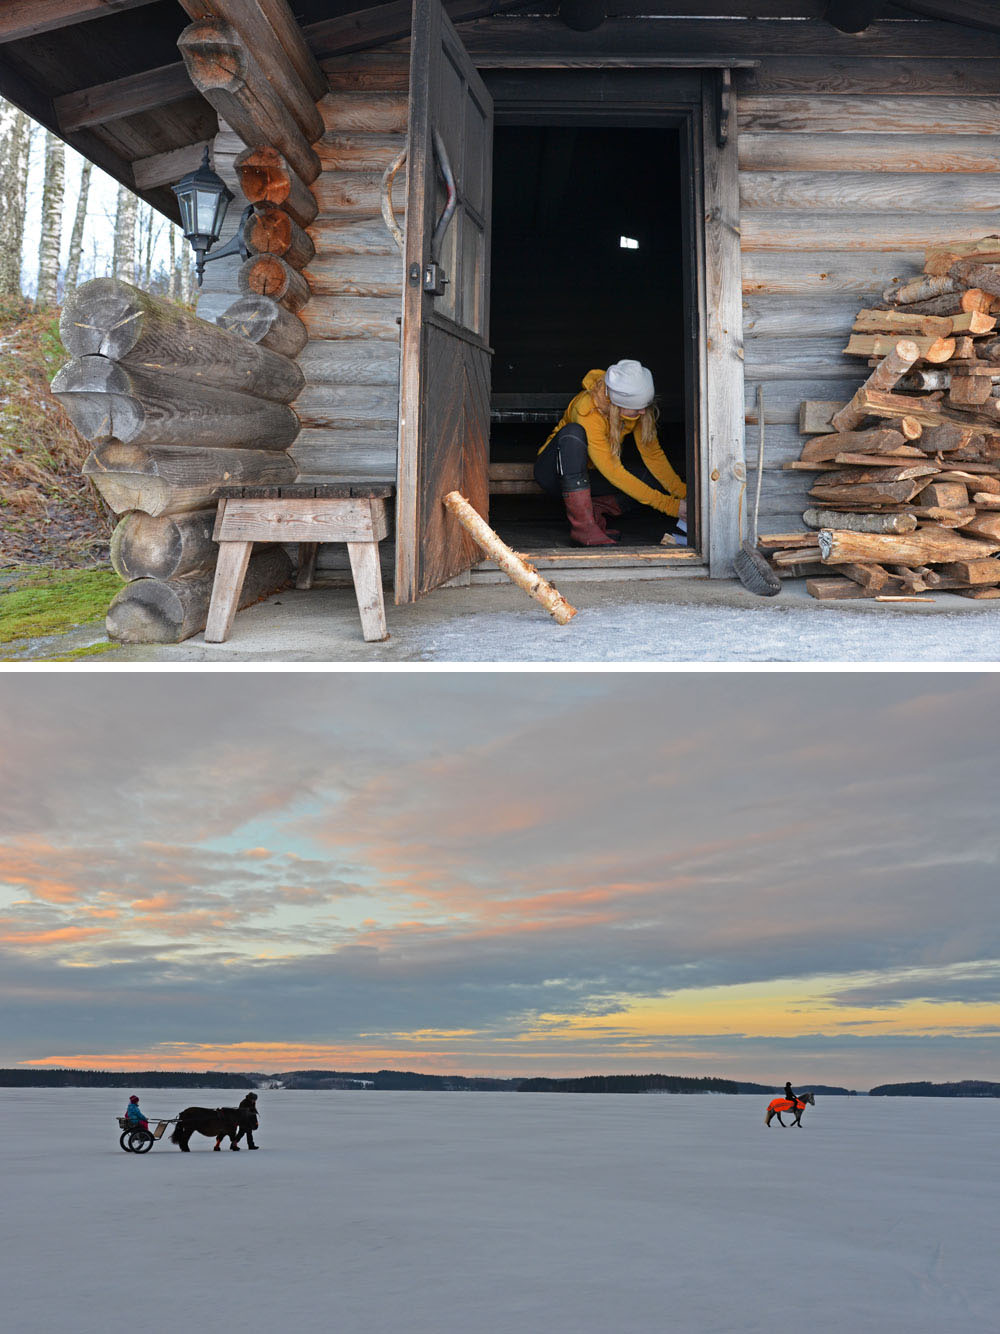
xmin=296 ymin=542 xmax=318 ymax=590
xmin=205 ymin=541 xmax=252 ymax=643
xmin=346 ymin=540 xmax=388 ymax=642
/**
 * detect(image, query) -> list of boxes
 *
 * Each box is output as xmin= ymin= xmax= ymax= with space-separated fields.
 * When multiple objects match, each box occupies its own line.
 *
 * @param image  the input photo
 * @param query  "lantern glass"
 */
xmin=172 ymin=149 xmax=233 ymax=245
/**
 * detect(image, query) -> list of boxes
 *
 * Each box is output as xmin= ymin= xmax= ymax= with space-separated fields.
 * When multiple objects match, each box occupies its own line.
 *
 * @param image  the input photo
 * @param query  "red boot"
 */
xmin=562 ymin=489 xmax=618 ymax=546
xmin=591 ymin=494 xmax=624 ymax=539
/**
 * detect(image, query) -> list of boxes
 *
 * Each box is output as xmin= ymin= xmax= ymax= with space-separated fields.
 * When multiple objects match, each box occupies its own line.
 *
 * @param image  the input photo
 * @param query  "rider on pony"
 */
xmin=782 ymin=1081 xmax=799 ymax=1109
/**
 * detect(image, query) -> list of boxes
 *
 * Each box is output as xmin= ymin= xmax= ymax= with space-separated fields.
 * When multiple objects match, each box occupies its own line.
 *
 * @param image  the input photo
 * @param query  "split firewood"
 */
xmin=949 ymin=375 xmax=995 ymax=407
xmin=948 ymin=259 xmax=1000 ymax=298
xmin=884 ymin=275 xmax=958 ymax=306
xmin=853 ymin=309 xmax=952 ymax=337
xmin=843 ymin=334 xmax=956 ymax=362
xmin=442 ymin=491 xmax=576 ymax=625
xmin=802 ymin=509 xmax=917 ymax=534
xmin=809 ymin=479 xmax=923 ymax=506
xmin=798 ymin=428 xmax=905 ymax=462
xmin=818 ymin=525 xmax=1000 ymax=566
xmin=959 ymin=512 xmax=1000 ymax=541
xmin=925 ymin=238 xmax=1000 ymax=276
xmin=839 ymin=561 xmax=891 ymax=592
xmin=830 ymin=340 xmax=920 ymax=433
xmin=972 ymin=493 xmax=1000 ymax=509
xmin=917 ymin=481 xmax=970 ymax=508
xmin=937 ymin=559 xmax=1000 ymax=585
xmin=771 ymin=547 xmax=822 ymax=567
xmin=887 ymin=564 xmax=933 ymax=594
xmin=910 ymin=506 xmax=977 ymax=528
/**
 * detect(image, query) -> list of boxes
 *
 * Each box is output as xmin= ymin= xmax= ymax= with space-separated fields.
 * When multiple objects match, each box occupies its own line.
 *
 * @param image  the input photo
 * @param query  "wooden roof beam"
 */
xmin=177 ymin=1 xmax=327 ymax=104
xmin=895 ymin=1 xmax=1000 ymax=32
xmin=54 ymin=62 xmax=195 ymax=132
xmin=824 ymin=2 xmax=885 ymax=33
xmin=305 ymin=1 xmax=527 ymax=59
xmin=0 ymin=0 xmax=159 ymax=44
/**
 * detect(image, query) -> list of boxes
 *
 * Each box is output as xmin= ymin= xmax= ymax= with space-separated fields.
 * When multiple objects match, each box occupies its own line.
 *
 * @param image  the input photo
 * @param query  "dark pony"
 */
xmin=765 ymin=1091 xmax=815 ymax=1127
xmin=171 ymin=1106 xmax=245 ymax=1151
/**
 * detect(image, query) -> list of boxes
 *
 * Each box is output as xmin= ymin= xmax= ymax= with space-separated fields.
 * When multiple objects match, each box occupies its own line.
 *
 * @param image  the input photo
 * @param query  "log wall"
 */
xmin=737 ymin=56 xmax=1000 ymax=534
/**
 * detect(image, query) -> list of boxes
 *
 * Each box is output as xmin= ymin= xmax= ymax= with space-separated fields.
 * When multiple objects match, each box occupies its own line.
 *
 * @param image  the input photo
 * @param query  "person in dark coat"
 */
xmin=783 ymin=1081 xmax=799 ymax=1108
xmin=236 ymin=1092 xmax=259 ymax=1149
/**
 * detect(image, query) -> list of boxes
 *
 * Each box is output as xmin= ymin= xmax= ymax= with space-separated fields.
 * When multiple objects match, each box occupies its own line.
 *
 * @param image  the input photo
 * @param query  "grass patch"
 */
xmin=0 ymin=566 xmax=124 ymax=645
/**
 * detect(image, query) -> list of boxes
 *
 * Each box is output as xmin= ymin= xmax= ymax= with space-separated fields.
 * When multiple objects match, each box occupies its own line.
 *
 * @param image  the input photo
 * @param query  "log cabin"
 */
xmin=4 ymin=1 xmax=1000 ymax=637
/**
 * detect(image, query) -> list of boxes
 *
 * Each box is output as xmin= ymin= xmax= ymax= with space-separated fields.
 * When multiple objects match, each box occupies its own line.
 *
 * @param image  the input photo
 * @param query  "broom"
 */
xmin=733 ymin=383 xmax=781 ymax=596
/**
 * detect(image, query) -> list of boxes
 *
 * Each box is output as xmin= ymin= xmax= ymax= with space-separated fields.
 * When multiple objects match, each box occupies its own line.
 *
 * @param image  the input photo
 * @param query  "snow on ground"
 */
xmin=2 ymin=1089 xmax=995 ymax=1333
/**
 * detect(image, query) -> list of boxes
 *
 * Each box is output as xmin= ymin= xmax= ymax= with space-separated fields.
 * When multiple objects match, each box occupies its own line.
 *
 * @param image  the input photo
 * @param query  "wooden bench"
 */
xmin=206 ymin=482 xmax=394 ymax=644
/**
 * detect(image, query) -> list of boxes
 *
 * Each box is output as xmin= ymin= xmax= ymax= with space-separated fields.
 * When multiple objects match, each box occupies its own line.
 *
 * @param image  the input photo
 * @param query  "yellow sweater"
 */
xmin=539 ymin=369 xmax=687 ymax=517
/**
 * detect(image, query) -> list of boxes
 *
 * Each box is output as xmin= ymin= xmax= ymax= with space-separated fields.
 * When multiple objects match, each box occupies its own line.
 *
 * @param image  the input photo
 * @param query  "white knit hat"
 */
xmin=605 ymin=360 xmax=654 ymax=411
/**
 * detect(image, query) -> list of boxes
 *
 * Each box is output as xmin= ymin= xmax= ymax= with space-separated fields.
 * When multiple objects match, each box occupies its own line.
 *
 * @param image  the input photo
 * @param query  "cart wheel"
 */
xmin=120 ymin=1130 xmax=135 ymax=1152
xmin=128 ymin=1130 xmax=154 ymax=1153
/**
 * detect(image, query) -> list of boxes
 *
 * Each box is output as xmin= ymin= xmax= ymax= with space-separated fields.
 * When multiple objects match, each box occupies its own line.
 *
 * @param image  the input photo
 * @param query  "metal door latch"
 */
xmin=422 ymin=262 xmax=448 ymax=295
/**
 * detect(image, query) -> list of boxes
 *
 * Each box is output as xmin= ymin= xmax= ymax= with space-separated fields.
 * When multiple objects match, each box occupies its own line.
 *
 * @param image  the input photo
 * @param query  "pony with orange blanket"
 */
xmin=765 ymin=1091 xmax=815 ymax=1127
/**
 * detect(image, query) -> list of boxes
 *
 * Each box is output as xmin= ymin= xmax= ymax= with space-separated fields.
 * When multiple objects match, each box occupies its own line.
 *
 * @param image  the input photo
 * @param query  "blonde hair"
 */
xmin=591 ymin=376 xmax=659 ymax=458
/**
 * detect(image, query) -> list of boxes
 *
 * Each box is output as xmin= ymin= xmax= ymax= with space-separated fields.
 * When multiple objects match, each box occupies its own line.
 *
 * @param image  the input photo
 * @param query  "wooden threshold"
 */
xmin=472 ymin=545 xmax=705 ymax=574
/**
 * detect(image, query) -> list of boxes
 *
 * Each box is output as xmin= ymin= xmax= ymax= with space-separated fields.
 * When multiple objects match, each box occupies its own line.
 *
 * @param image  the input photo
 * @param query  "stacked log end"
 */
xmin=764 ymin=235 xmax=1000 ymax=600
xmin=57 ymin=278 xmax=298 ymax=642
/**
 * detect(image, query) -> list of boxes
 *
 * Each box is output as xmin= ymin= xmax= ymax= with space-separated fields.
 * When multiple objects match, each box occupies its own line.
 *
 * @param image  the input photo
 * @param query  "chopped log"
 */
xmin=898 ymin=416 xmax=923 ymax=441
xmin=809 ymin=479 xmax=923 ymax=505
xmin=828 ymin=451 xmax=925 ymax=466
xmin=442 ymin=491 xmax=576 ymax=625
xmin=954 ymin=585 xmax=1000 ymax=598
xmin=952 ymin=311 xmax=996 ymax=334
xmin=771 ymin=546 xmax=822 ymax=567
xmin=972 ymin=492 xmax=1000 ymax=509
xmin=83 ymin=442 xmax=296 ymax=516
xmin=177 ymin=1 xmax=325 ymax=143
xmin=976 ymin=338 xmax=1000 ymax=363
xmin=818 ymin=525 xmax=1000 ymax=566
xmin=106 ymin=546 xmax=292 ymax=644
xmin=925 ymin=238 xmax=1000 ymax=276
xmin=831 ymin=340 xmax=919 ymax=432
xmin=110 ymin=508 xmax=219 ymax=581
xmin=60 ymin=278 xmax=304 ymax=402
xmin=822 ymin=464 xmax=938 ymax=485
xmin=799 ymin=400 xmax=844 ymax=435
xmin=937 ymin=559 xmax=1000 ymax=585
xmin=884 ymin=274 xmax=957 ymax=306
xmin=949 ymin=259 xmax=1000 ymax=298
xmin=757 ymin=533 xmax=822 ymax=552
xmin=244 ymin=202 xmax=315 ymax=269
xmin=178 ymin=19 xmax=320 ymax=186
xmin=910 ymin=507 xmax=976 ymax=528
xmin=857 ymin=389 xmax=951 ymax=426
xmin=803 ymin=508 xmax=917 ymax=534
xmin=235 ymin=145 xmax=317 ymax=229
xmin=916 ymin=422 xmax=979 ymax=453
xmin=806 ymin=577 xmax=874 ymax=600
xmin=216 ymin=294 xmax=308 ymax=359
xmin=887 ymin=564 xmax=933 ymax=594
xmin=843 ymin=334 xmax=956 ymax=361
xmin=52 ymin=356 xmax=299 ymax=450
xmin=959 ymin=512 xmax=1000 ymax=540
xmin=238 ymin=254 xmax=311 ymax=312
xmin=918 ymin=481 xmax=970 ymax=508
xmin=897 ymin=371 xmax=950 ymax=392
xmin=840 ymin=561 xmax=891 ymax=592
xmin=950 ymin=337 xmax=976 ymax=361
xmin=942 ymin=470 xmax=1000 ymax=492
xmin=948 ymin=375 xmax=994 ymax=407
xmin=853 ymin=309 xmax=952 ymax=337
xmin=799 ymin=428 xmax=905 ymax=462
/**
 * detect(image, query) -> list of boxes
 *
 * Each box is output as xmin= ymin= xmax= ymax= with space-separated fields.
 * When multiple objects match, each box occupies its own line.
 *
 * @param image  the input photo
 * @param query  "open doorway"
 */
xmin=488 ymin=123 xmax=693 ymax=554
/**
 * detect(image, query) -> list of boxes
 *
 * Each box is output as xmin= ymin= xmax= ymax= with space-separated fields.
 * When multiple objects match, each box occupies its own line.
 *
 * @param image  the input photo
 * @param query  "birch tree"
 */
xmin=36 ymin=130 xmax=66 ymax=305
xmin=64 ymin=159 xmax=92 ymax=293
xmin=0 ymin=100 xmax=32 ymax=297
xmin=113 ymin=183 xmax=138 ymax=283
xmin=168 ymin=223 xmax=179 ymax=300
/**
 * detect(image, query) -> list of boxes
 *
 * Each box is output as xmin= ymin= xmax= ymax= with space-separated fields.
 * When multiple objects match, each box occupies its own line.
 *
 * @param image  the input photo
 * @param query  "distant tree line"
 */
xmin=0 ymin=1069 xmax=252 ymax=1089
xmin=516 ymin=1074 xmax=775 ymax=1094
xmin=870 ymin=1080 xmax=1000 ymax=1097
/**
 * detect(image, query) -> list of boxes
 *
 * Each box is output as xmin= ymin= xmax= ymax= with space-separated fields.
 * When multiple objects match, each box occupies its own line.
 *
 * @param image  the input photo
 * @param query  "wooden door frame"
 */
xmin=482 ymin=65 xmax=746 ymax=576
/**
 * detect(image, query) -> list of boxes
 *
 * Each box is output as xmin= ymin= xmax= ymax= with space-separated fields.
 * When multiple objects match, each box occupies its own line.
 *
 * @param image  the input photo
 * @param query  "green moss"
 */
xmin=0 ymin=567 xmax=123 ymax=644
xmin=39 ymin=640 xmax=122 ymax=661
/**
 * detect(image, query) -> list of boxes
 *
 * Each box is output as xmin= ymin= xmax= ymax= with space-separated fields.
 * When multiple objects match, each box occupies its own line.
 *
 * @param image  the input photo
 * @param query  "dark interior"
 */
xmin=489 ymin=124 xmax=689 ymax=550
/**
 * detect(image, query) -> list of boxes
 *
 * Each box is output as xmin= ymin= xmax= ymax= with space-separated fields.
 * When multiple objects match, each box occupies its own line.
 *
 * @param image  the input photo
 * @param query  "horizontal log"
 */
xmin=290 ymin=428 xmax=396 ymax=481
xmin=745 ymin=336 xmax=869 ymax=380
xmin=53 ymin=356 xmax=299 ymax=450
xmin=738 ymin=133 xmax=1000 ymax=176
xmin=300 ymin=295 xmax=402 ymax=341
xmin=318 ymin=92 xmax=408 ymax=135
xmin=245 ymin=203 xmax=315 ymax=269
xmin=320 ymin=52 xmax=410 ymax=92
xmin=853 ymin=308 xmax=952 ymax=337
xmin=303 ymin=251 xmax=404 ymax=297
xmin=886 ymin=274 xmax=958 ymax=305
xmin=178 ymin=19 xmax=320 ymax=185
xmin=737 ymin=96 xmax=1000 ymax=137
xmin=741 ymin=214 xmax=1000 ymax=252
xmin=106 ymin=546 xmax=292 ymax=644
xmin=216 ymin=295 xmax=309 ymax=359
xmin=238 ymin=254 xmax=311 ymax=313
xmin=843 ymin=334 xmax=956 ymax=362
xmin=809 ymin=479 xmax=923 ymax=505
xmin=110 ymin=508 xmax=218 ymax=580
xmin=799 ymin=429 xmax=906 ymax=462
xmin=741 ymin=172 xmax=1000 ymax=215
xmin=818 ymin=525 xmax=1000 ymax=565
xmin=132 ymin=140 xmax=214 ymax=192
xmin=734 ymin=58 xmax=1000 ymax=98
xmin=742 ymin=251 xmax=920 ymax=298
xmin=84 ymin=442 xmax=297 ymax=516
xmin=312 ymin=170 xmax=405 ymax=217
xmin=803 ymin=508 xmax=918 ymax=534
xmin=297 ymin=338 xmax=400 ymax=386
xmin=317 ymin=132 xmax=406 ymax=172
xmin=293 ymin=384 xmax=399 ymax=431
xmin=307 ymin=217 xmax=400 ymax=255
xmin=61 ymin=278 xmax=304 ymax=402
xmin=235 ymin=145 xmax=317 ymax=229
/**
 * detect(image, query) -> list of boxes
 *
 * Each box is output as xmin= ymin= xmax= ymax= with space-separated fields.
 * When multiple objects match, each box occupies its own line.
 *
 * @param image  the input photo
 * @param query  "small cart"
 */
xmin=117 ymin=1116 xmax=173 ymax=1153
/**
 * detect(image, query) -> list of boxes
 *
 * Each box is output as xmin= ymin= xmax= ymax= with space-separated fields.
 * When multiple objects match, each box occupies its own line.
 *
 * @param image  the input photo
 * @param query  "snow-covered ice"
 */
xmin=3 ymin=1089 xmax=996 ymax=1333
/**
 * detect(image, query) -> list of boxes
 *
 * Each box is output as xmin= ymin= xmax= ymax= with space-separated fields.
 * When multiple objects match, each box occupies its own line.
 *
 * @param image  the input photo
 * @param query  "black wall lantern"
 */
xmin=172 ymin=148 xmax=251 ymax=285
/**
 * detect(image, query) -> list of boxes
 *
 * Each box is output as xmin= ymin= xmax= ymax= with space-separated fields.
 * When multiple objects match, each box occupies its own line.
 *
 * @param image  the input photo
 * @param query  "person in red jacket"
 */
xmin=535 ymin=361 xmax=687 ymax=546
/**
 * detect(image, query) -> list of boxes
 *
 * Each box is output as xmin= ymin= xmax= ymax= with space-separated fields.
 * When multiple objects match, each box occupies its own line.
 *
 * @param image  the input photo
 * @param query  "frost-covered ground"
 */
xmin=2 ymin=1089 xmax=995 ymax=1333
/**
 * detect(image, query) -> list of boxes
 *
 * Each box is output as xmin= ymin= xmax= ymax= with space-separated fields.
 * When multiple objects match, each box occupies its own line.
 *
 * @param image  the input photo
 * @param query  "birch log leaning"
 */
xmin=830 ymin=340 xmax=921 ymax=433
xmin=216 ymin=294 xmax=308 ymax=359
xmin=106 ymin=546 xmax=293 ymax=644
xmin=84 ymin=442 xmax=297 ymax=516
xmin=52 ymin=357 xmax=299 ymax=449
xmin=110 ymin=509 xmax=219 ymax=580
xmin=60 ymin=278 xmax=304 ymax=401
xmin=443 ymin=491 xmax=577 ymax=625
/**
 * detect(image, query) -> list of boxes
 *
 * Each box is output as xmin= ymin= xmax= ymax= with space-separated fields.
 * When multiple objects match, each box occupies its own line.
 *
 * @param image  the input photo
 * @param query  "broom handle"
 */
xmin=751 ymin=383 xmax=766 ymax=546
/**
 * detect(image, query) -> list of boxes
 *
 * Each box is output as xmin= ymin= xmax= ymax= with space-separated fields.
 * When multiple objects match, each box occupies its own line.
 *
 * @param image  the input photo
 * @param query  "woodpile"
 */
xmin=765 ymin=236 xmax=1000 ymax=600
xmin=58 ymin=279 xmax=296 ymax=640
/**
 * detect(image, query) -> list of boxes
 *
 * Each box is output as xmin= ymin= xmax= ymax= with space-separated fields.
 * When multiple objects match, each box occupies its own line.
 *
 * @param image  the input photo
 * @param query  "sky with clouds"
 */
xmin=1 ymin=671 xmax=997 ymax=1089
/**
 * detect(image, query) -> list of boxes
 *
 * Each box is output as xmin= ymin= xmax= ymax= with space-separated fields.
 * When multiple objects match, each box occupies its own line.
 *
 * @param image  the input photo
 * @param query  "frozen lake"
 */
xmin=2 ymin=1089 xmax=995 ymax=1332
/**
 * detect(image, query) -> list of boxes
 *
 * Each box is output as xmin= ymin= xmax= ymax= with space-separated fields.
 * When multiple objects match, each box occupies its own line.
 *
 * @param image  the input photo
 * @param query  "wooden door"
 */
xmin=395 ymin=0 xmax=493 ymax=603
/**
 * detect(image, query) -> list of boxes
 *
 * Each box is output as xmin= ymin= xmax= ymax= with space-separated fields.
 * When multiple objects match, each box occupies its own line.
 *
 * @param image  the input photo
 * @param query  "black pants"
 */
xmin=533 ymin=423 xmax=669 ymax=512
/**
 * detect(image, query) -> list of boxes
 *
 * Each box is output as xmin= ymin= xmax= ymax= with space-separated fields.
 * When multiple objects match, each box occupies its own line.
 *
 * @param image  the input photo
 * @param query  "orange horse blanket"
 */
xmin=768 ymin=1097 xmax=804 ymax=1112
